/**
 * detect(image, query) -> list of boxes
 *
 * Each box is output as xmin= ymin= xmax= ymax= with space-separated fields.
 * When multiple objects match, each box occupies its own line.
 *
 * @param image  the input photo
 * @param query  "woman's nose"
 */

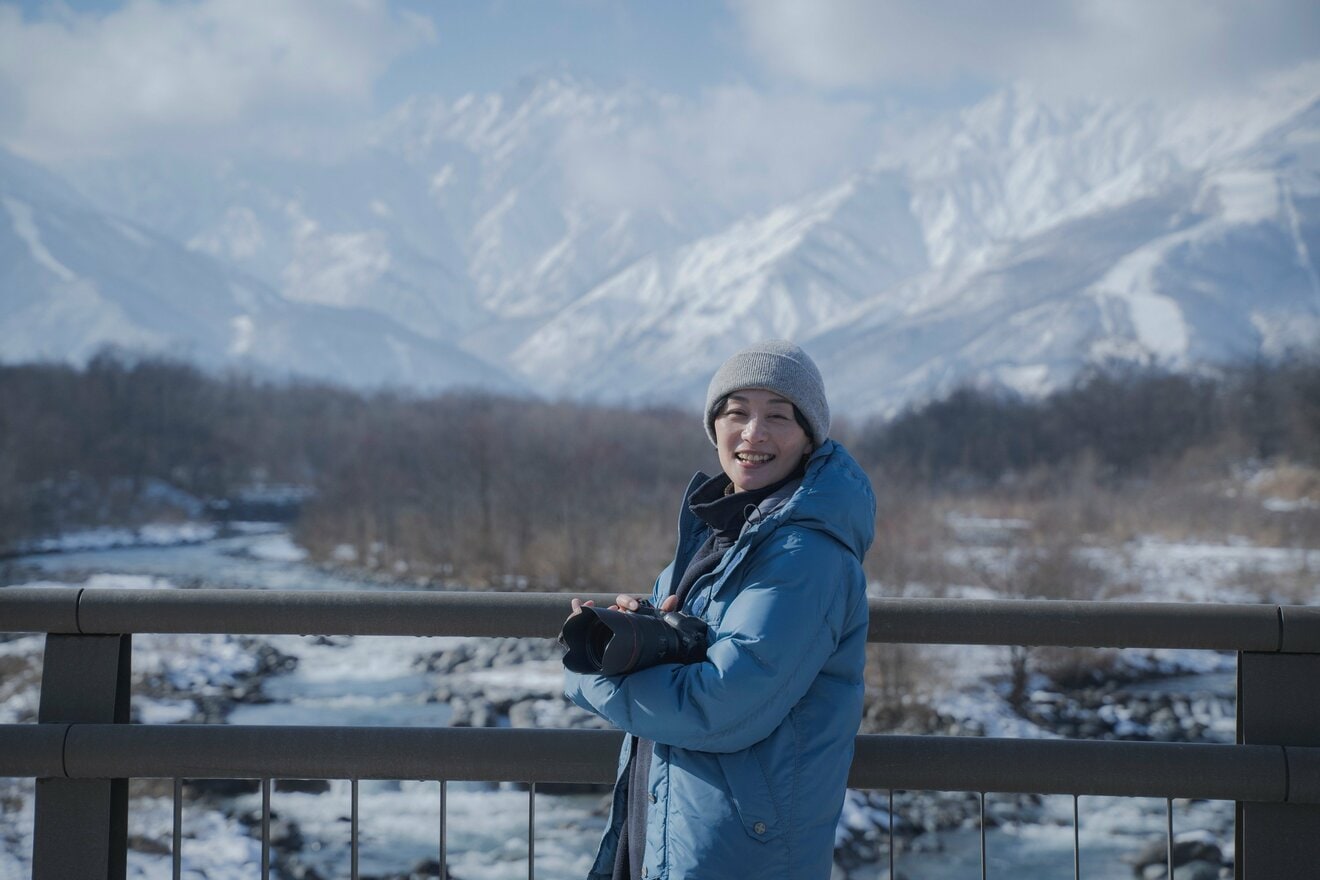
xmin=742 ymin=416 xmax=767 ymax=440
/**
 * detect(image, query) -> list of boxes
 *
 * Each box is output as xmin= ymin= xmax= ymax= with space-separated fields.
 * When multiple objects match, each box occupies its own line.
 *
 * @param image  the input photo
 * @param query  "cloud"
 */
xmin=556 ymin=84 xmax=878 ymax=215
xmin=671 ymin=86 xmax=878 ymax=208
xmin=731 ymin=0 xmax=1320 ymax=98
xmin=0 ymin=0 xmax=433 ymax=160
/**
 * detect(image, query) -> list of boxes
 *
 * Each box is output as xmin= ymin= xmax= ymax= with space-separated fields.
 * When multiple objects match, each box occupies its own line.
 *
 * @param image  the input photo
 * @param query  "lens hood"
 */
xmin=559 ymin=603 xmax=709 ymax=676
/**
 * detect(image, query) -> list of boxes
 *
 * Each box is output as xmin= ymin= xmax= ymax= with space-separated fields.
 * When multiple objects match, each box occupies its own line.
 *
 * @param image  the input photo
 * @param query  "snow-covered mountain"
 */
xmin=806 ymin=82 xmax=1320 ymax=414
xmin=0 ymin=149 xmax=522 ymax=393
xmin=5 ymin=70 xmax=1319 ymax=416
xmin=496 ymin=74 xmax=1320 ymax=414
xmin=508 ymin=169 xmax=929 ymax=402
xmin=61 ymin=73 xmax=731 ymax=348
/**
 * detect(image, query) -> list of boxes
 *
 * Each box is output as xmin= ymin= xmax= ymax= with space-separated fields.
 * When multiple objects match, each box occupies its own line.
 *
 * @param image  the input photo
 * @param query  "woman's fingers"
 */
xmin=569 ymin=598 xmax=596 ymax=617
xmin=606 ymin=594 xmax=677 ymax=612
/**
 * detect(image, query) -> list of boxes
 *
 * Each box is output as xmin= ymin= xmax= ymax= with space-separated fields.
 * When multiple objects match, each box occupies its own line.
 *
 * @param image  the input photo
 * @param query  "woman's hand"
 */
xmin=610 ymin=594 xmax=679 ymax=613
xmin=567 ymin=594 xmax=679 ymax=616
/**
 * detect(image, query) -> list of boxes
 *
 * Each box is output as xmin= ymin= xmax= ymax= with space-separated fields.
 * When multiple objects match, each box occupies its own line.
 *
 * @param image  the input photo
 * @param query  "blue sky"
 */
xmin=0 ymin=0 xmax=1317 ymax=165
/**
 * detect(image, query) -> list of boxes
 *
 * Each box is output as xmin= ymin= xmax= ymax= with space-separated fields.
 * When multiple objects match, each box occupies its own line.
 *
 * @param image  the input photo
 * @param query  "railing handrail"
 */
xmin=3 ymin=587 xmax=1318 ymax=650
xmin=2 ymin=723 xmax=1318 ymax=804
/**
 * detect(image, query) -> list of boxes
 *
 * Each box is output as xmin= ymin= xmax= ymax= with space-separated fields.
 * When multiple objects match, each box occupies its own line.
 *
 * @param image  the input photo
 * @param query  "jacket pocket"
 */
xmin=715 ymin=747 xmax=784 ymax=842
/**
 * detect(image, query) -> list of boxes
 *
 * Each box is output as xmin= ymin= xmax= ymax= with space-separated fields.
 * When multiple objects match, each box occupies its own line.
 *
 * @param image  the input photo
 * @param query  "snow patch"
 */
xmin=228 ymin=314 xmax=254 ymax=356
xmin=17 ymin=523 xmax=217 ymax=555
xmin=239 ymin=533 xmax=308 ymax=563
xmin=3 ymin=195 xmax=77 ymax=282
xmin=430 ymin=164 xmax=454 ymax=195
xmin=1204 ymin=169 xmax=1280 ymax=224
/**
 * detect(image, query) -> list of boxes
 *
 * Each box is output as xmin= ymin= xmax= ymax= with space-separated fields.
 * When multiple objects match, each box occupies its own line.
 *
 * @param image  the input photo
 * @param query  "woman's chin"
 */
xmin=729 ymin=463 xmax=784 ymax=493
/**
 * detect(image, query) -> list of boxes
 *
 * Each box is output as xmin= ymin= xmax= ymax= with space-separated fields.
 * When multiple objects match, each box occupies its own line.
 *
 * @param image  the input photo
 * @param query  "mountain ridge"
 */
xmin=3 ymin=70 xmax=1318 ymax=416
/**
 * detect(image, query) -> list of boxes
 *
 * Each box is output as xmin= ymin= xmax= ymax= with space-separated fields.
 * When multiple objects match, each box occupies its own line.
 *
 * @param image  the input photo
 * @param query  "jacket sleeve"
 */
xmin=564 ymin=528 xmax=854 ymax=753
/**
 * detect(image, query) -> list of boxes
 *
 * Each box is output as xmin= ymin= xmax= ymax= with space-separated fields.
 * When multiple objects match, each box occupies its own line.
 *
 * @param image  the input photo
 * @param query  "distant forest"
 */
xmin=2 ymin=351 xmax=1317 ymax=590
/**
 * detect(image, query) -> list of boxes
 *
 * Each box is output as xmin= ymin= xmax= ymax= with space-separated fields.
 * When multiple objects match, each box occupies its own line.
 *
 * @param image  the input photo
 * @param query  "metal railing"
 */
xmin=3 ymin=587 xmax=1319 ymax=879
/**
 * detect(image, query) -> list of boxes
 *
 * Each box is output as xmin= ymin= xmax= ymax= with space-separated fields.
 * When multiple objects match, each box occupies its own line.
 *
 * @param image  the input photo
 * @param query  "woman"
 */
xmin=563 ymin=339 xmax=876 ymax=880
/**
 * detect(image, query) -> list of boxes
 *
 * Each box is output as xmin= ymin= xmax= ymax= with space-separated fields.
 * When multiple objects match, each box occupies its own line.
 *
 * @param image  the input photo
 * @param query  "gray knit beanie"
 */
xmin=704 ymin=339 xmax=830 ymax=446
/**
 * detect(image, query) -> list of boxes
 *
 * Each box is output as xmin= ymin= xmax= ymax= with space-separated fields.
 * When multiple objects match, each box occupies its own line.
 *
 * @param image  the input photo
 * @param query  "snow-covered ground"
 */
xmin=2 ymin=521 xmax=1315 ymax=879
xmin=13 ymin=522 xmax=219 ymax=555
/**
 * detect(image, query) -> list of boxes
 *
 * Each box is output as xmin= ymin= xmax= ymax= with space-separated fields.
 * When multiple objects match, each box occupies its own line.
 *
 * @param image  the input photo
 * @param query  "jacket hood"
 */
xmin=785 ymin=439 xmax=875 ymax=560
xmin=741 ymin=439 xmax=875 ymax=562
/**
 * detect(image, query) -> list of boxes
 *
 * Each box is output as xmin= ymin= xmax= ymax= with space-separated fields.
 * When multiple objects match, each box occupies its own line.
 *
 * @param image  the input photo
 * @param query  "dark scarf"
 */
xmin=671 ymin=468 xmax=802 ymax=608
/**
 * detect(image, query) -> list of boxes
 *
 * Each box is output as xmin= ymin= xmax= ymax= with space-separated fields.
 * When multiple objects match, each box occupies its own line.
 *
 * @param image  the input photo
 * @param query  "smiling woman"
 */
xmin=561 ymin=339 xmax=876 ymax=880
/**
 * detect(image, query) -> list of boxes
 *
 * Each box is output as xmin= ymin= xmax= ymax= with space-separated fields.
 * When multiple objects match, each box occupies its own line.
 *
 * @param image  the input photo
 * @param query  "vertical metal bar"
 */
xmin=1238 ymin=651 xmax=1320 ymax=878
xmin=352 ymin=779 xmax=360 ymax=880
xmin=888 ymin=789 xmax=895 ymax=880
xmin=261 ymin=778 xmax=271 ymax=880
xmin=1073 ymin=795 xmax=1080 ymax=880
xmin=33 ymin=633 xmax=131 ymax=880
xmin=440 ymin=780 xmax=448 ymax=880
xmin=172 ymin=778 xmax=182 ymax=880
xmin=1166 ymin=797 xmax=1174 ymax=880
xmin=1235 ymin=651 xmax=1244 ymax=880
xmin=528 ymin=782 xmax=536 ymax=880
xmin=979 ymin=792 xmax=987 ymax=880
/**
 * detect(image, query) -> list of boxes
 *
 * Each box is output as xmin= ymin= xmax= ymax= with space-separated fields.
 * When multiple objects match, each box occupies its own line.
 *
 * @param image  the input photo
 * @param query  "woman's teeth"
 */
xmin=737 ymin=452 xmax=773 ymax=463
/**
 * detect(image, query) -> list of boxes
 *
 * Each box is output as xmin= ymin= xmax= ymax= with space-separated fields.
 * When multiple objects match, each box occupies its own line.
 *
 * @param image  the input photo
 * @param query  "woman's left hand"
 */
xmin=612 ymin=594 xmax=679 ymax=613
xmin=566 ymin=594 xmax=679 ymax=620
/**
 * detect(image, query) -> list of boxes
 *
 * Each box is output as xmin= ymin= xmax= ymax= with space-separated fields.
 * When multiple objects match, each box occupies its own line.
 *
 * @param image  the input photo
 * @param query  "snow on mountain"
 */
xmin=6 ymin=70 xmax=1319 ymax=416
xmin=62 ymin=149 xmax=488 ymax=345
xmin=507 ymin=76 xmax=1320 ymax=415
xmin=816 ymin=91 xmax=1320 ymax=415
xmin=0 ymin=148 xmax=522 ymax=393
xmin=63 ymin=72 xmax=729 ymax=350
xmin=508 ymin=168 xmax=929 ymax=401
xmin=372 ymin=72 xmax=733 ymax=323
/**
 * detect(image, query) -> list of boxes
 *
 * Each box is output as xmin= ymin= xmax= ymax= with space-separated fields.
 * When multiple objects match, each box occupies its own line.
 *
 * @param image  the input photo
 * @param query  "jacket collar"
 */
xmin=686 ymin=466 xmax=803 ymax=540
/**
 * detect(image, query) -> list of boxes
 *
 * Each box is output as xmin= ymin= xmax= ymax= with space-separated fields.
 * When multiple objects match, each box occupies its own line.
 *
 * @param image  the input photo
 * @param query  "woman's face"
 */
xmin=714 ymin=388 xmax=813 ymax=493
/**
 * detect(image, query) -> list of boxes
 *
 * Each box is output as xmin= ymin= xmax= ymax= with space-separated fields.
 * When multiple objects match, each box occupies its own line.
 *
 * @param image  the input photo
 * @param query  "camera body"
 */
xmin=560 ymin=600 xmax=710 ymax=675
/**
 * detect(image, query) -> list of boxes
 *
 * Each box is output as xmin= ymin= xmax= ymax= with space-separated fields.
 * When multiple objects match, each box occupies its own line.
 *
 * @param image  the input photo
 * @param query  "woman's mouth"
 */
xmin=736 ymin=451 xmax=774 ymax=464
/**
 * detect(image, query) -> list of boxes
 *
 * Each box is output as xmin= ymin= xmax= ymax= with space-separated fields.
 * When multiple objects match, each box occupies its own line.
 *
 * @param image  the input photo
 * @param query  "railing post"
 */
xmin=1237 ymin=651 xmax=1320 ymax=879
xmin=33 ymin=633 xmax=132 ymax=880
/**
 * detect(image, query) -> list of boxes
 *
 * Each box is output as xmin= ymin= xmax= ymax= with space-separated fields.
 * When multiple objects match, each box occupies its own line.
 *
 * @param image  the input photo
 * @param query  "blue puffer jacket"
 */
xmin=565 ymin=440 xmax=875 ymax=880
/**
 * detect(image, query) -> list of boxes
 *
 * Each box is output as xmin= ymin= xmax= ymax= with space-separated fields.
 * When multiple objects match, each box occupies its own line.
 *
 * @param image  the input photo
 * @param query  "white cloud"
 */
xmin=557 ymin=85 xmax=878 ymax=215
xmin=0 ymin=0 xmax=433 ymax=160
xmin=673 ymin=86 xmax=878 ymax=208
xmin=731 ymin=0 xmax=1320 ymax=99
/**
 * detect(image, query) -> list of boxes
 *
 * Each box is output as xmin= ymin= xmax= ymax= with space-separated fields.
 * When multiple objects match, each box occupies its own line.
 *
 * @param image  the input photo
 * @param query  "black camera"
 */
xmin=559 ymin=600 xmax=710 ymax=675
